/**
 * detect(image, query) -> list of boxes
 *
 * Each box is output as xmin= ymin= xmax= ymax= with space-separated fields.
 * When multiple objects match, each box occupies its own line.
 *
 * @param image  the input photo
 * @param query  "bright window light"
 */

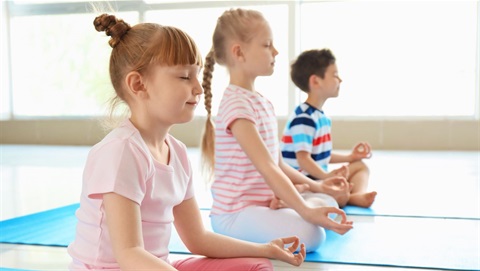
xmin=9 ymin=12 xmax=138 ymax=117
xmin=1 ymin=2 xmax=10 ymax=120
xmin=146 ymin=4 xmax=290 ymax=117
xmin=299 ymin=1 xmax=477 ymax=117
xmin=2 ymin=1 xmax=478 ymax=119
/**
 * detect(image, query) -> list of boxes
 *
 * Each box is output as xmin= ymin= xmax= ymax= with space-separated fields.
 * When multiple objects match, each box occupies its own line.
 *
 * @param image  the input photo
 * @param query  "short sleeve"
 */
xmin=289 ymin=115 xmax=317 ymax=153
xmin=219 ymin=91 xmax=257 ymax=134
xmin=83 ymin=139 xmax=151 ymax=204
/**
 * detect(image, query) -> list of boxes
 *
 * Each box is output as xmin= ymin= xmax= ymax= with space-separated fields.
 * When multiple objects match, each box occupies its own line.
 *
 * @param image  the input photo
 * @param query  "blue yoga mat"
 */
xmin=307 ymin=216 xmax=480 ymax=270
xmin=343 ymin=201 xmax=480 ymax=220
xmin=1 ymin=204 xmax=479 ymax=270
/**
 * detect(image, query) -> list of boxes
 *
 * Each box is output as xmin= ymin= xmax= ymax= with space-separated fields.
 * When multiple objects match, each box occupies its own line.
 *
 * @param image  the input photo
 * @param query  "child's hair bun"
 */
xmin=93 ymin=13 xmax=131 ymax=48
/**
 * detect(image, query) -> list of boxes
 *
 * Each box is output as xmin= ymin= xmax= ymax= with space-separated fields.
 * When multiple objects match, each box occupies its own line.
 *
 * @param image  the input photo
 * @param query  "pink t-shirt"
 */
xmin=68 ymin=119 xmax=194 ymax=269
xmin=211 ymin=85 xmax=277 ymax=215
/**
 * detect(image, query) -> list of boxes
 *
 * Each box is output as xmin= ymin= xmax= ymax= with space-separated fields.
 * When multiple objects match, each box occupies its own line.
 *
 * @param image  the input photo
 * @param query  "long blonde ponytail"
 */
xmin=200 ymin=49 xmax=216 ymax=183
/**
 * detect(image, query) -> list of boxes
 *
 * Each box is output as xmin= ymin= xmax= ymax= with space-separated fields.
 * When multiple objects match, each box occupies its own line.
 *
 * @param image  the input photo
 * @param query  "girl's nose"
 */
xmin=273 ymin=46 xmax=279 ymax=56
xmin=194 ymin=79 xmax=204 ymax=95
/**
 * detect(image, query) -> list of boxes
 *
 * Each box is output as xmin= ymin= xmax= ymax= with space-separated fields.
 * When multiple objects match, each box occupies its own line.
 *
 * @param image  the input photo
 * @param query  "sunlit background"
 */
xmin=1 ymin=0 xmax=478 ymax=119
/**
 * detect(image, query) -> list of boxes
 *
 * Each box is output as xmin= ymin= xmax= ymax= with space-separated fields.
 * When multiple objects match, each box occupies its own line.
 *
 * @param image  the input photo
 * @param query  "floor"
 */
xmin=0 ymin=144 xmax=479 ymax=271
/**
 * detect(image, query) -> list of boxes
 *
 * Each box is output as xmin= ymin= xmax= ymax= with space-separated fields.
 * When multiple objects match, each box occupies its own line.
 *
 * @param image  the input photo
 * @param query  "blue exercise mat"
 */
xmin=306 ymin=216 xmax=480 ymax=270
xmin=0 ymin=204 xmax=479 ymax=270
xmin=350 ymin=151 xmax=480 ymax=220
xmin=342 ymin=201 xmax=480 ymax=220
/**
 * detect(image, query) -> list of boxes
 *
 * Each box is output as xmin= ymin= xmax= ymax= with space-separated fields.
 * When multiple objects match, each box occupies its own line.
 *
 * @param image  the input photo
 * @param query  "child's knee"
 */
xmin=351 ymin=160 xmax=369 ymax=173
xmin=241 ymin=258 xmax=273 ymax=271
xmin=302 ymin=226 xmax=326 ymax=252
xmin=256 ymin=258 xmax=274 ymax=271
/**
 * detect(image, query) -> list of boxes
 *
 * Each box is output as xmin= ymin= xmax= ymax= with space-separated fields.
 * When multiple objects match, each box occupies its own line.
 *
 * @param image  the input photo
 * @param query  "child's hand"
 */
xmin=351 ymin=142 xmax=372 ymax=160
xmin=331 ymin=165 xmax=349 ymax=179
xmin=319 ymin=176 xmax=349 ymax=191
xmin=267 ymin=236 xmax=306 ymax=266
xmin=316 ymin=176 xmax=351 ymax=207
xmin=269 ymin=184 xmax=310 ymax=210
xmin=304 ymin=207 xmax=353 ymax=235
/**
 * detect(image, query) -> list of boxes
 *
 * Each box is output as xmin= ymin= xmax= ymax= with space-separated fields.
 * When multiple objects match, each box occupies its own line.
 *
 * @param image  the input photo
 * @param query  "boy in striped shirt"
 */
xmin=281 ymin=49 xmax=377 ymax=208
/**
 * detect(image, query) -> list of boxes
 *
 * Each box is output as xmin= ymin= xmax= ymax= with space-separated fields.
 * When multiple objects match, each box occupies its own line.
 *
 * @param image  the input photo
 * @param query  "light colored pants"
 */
xmin=211 ymin=192 xmax=338 ymax=252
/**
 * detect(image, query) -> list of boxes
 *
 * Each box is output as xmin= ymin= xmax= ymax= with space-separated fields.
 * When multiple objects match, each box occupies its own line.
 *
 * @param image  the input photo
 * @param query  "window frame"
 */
xmin=1 ymin=1 xmax=478 ymax=150
xmin=2 ymin=0 xmax=479 ymax=121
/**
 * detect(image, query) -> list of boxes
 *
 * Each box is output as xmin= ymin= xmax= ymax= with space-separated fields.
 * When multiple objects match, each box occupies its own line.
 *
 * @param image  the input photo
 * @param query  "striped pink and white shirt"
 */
xmin=211 ymin=85 xmax=278 ymax=215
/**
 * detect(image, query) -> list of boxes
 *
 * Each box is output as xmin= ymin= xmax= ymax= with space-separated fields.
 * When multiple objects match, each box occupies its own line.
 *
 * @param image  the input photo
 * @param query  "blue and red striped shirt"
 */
xmin=281 ymin=103 xmax=332 ymax=174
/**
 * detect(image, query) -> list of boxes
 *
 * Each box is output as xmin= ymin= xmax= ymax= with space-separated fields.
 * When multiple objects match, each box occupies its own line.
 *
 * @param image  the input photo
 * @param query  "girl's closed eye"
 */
xmin=179 ymin=68 xmax=201 ymax=81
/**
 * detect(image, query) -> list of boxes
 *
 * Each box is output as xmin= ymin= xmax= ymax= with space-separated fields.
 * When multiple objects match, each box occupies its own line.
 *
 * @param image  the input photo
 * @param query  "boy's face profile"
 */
xmin=314 ymin=63 xmax=342 ymax=98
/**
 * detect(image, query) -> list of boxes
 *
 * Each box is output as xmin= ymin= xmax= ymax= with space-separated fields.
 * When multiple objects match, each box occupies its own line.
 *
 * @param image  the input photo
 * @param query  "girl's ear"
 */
xmin=231 ymin=43 xmax=245 ymax=62
xmin=125 ymin=71 xmax=147 ymax=98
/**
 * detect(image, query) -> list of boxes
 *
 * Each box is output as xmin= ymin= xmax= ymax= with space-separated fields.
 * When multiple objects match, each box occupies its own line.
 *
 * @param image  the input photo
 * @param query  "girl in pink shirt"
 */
xmin=201 ymin=8 xmax=353 ymax=252
xmin=67 ymin=13 xmax=306 ymax=271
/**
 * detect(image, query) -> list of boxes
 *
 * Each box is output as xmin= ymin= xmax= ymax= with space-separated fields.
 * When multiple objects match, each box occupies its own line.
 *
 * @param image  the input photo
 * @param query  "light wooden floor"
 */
xmin=1 ymin=144 xmax=479 ymax=271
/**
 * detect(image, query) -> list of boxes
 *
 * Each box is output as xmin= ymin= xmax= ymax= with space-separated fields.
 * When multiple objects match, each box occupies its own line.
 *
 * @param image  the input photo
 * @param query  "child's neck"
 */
xmin=129 ymin=115 xmax=169 ymax=148
xmin=305 ymin=95 xmax=326 ymax=110
xmin=230 ymin=81 xmax=255 ymax=92
xmin=229 ymin=71 xmax=256 ymax=92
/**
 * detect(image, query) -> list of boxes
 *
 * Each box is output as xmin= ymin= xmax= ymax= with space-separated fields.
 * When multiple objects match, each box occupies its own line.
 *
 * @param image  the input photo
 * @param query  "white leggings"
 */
xmin=211 ymin=193 xmax=338 ymax=252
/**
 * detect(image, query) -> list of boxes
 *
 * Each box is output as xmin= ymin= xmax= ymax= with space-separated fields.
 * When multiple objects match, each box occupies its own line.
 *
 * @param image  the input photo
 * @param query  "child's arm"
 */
xmin=295 ymin=151 xmax=349 ymax=180
xmin=173 ymin=197 xmax=306 ymax=266
xmin=279 ymin=155 xmax=350 ymax=203
xmin=330 ymin=142 xmax=372 ymax=164
xmin=230 ymin=119 xmax=353 ymax=234
xmin=103 ymin=192 xmax=178 ymax=270
xmin=230 ymin=119 xmax=313 ymax=212
xmin=295 ymin=151 xmax=330 ymax=179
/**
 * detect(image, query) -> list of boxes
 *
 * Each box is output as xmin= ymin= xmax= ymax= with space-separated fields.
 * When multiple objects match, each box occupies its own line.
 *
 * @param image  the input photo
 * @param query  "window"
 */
xmin=146 ymin=4 xmax=289 ymax=116
xmin=1 ymin=1 xmax=10 ymax=119
xmin=1 ymin=1 xmax=479 ymax=119
xmin=299 ymin=1 xmax=477 ymax=117
xmin=8 ymin=11 xmax=138 ymax=117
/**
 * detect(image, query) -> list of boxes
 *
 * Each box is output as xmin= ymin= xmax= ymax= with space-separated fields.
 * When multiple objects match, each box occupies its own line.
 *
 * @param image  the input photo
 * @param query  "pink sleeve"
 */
xmin=83 ymin=139 xmax=151 ymax=204
xmin=220 ymin=93 xmax=256 ymax=134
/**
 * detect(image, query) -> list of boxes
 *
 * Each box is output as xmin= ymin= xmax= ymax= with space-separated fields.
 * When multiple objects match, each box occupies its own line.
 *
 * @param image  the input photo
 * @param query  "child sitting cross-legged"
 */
xmin=280 ymin=48 xmax=377 ymax=208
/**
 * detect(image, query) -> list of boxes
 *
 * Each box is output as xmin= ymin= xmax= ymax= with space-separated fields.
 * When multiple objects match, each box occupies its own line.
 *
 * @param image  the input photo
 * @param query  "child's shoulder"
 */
xmin=293 ymin=102 xmax=319 ymax=116
xmin=225 ymin=84 xmax=254 ymax=97
xmin=86 ymin=135 xmax=152 ymax=173
xmin=221 ymin=85 xmax=265 ymax=107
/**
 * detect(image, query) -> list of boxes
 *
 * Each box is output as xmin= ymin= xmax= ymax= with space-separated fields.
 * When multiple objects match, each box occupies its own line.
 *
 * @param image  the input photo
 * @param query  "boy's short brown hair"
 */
xmin=290 ymin=48 xmax=336 ymax=93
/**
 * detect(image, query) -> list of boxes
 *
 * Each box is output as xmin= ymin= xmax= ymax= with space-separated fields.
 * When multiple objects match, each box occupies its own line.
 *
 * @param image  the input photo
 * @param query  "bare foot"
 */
xmin=269 ymin=197 xmax=288 ymax=209
xmin=295 ymin=183 xmax=310 ymax=193
xmin=269 ymin=184 xmax=310 ymax=210
xmin=348 ymin=191 xmax=377 ymax=208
